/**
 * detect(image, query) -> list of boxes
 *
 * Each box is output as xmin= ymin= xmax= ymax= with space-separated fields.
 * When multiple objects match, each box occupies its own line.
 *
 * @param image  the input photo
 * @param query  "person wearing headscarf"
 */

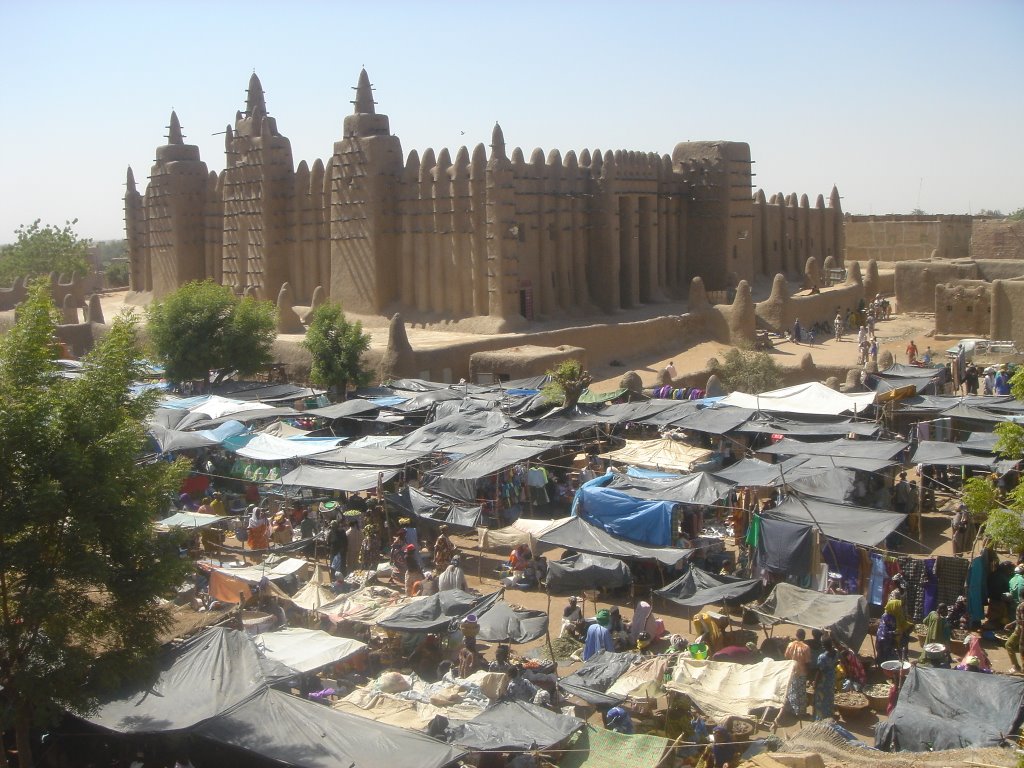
xmin=209 ymin=492 xmax=225 ymax=517
xmin=948 ymin=595 xmax=969 ymax=630
xmin=954 ymin=655 xmax=991 ymax=672
xmin=584 ymin=609 xmax=614 ymax=661
xmin=693 ymin=612 xmax=723 ymax=653
xmin=433 ymin=525 xmax=456 ymax=570
xmin=438 ymin=556 xmax=468 ymax=592
xmin=959 ymin=633 xmax=991 ymax=672
xmin=246 ymin=505 xmax=270 ymax=551
xmin=605 ymin=706 xmax=634 ymax=735
xmin=920 ymin=603 xmax=951 ymax=663
xmin=812 ymin=638 xmax=839 ymax=721
xmin=196 ymin=496 xmax=213 ymax=516
xmin=628 ymin=600 xmax=657 ymax=643
xmin=359 ymin=522 xmax=379 ymax=569
xmin=784 ymin=628 xmax=812 ymax=717
xmin=887 ymin=573 xmax=907 ymax=604
xmin=345 ymin=518 xmax=362 ymax=573
xmin=270 ymin=511 xmax=293 ymax=545
xmin=179 ymin=492 xmax=198 ymax=511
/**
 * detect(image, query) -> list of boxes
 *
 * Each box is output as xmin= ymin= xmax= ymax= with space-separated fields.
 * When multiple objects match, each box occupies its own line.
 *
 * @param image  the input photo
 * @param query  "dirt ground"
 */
xmin=588 ymin=311 xmax=940 ymax=394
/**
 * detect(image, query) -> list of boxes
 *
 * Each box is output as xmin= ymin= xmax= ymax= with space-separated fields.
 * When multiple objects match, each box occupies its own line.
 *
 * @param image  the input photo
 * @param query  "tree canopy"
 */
xmin=0 ymin=283 xmax=190 ymax=765
xmin=541 ymin=359 xmax=592 ymax=409
xmin=711 ymin=347 xmax=783 ymax=394
xmin=0 ymin=220 xmax=92 ymax=284
xmin=146 ymin=280 xmax=277 ymax=387
xmin=302 ymin=301 xmax=372 ymax=400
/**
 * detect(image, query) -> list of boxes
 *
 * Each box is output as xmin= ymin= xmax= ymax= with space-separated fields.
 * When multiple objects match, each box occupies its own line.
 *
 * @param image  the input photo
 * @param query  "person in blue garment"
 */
xmin=812 ymin=638 xmax=838 ymax=721
xmin=583 ymin=609 xmax=614 ymax=661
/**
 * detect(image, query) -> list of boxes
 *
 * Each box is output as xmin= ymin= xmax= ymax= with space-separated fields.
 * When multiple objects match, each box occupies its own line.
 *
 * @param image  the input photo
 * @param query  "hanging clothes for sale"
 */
xmin=868 ymin=552 xmax=888 ymax=606
xmin=821 ymin=539 xmax=861 ymax=595
xmin=921 ymin=558 xmax=938 ymax=617
xmin=897 ymin=557 xmax=927 ymax=622
xmin=935 ymin=555 xmax=970 ymax=607
xmin=967 ymin=554 xmax=987 ymax=624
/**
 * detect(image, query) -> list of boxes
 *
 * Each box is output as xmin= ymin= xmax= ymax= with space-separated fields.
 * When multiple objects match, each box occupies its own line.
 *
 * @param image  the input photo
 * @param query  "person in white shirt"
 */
xmin=664 ymin=361 xmax=678 ymax=380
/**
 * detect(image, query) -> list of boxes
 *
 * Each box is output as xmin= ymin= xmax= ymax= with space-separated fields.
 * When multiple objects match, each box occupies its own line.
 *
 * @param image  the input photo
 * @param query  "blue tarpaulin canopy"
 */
xmin=574 ymin=481 xmax=677 ymax=547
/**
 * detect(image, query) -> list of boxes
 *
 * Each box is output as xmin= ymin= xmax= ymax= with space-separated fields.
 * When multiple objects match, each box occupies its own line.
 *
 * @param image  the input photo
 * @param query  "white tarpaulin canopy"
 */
xmin=719 ymin=382 xmax=876 ymax=416
xmin=253 ymin=627 xmax=366 ymax=673
xmin=233 ymin=433 xmax=344 ymax=461
xmin=476 ymin=517 xmax=571 ymax=552
xmin=664 ymin=657 xmax=794 ymax=720
xmin=155 ymin=511 xmax=230 ymax=529
xmin=600 ymin=439 xmax=714 ymax=472
xmin=204 ymin=557 xmax=308 ymax=585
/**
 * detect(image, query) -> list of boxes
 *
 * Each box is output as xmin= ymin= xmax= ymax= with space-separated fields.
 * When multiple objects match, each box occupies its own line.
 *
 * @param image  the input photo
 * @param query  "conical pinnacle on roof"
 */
xmin=490 ymin=122 xmax=506 ymax=157
xmin=352 ymin=68 xmax=376 ymax=114
xmin=246 ymin=72 xmax=266 ymax=116
xmin=126 ymin=166 xmax=136 ymax=192
xmin=167 ymin=111 xmax=183 ymax=144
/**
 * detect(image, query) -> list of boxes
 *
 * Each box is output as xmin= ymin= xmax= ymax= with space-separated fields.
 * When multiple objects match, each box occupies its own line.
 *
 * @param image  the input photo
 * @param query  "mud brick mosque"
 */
xmin=124 ymin=70 xmax=844 ymax=326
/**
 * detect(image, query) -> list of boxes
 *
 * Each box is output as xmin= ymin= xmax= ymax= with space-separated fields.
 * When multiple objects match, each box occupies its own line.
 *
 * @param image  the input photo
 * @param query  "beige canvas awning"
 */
xmin=600 ymin=438 xmax=714 ymax=472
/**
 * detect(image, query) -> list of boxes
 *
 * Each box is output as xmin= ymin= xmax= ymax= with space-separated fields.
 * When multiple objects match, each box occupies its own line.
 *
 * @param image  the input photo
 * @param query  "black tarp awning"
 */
xmin=605 ymin=471 xmax=733 ymax=505
xmin=752 ymin=583 xmax=869 ymax=651
xmin=385 ymin=487 xmax=483 ymax=531
xmin=208 ymin=381 xmax=321 ymax=403
xmin=311 ymin=445 xmax=428 ymax=467
xmin=377 ymin=590 xmax=500 ymax=633
xmin=306 ymin=399 xmax=382 ymax=420
xmin=738 ymin=418 xmax=881 ymax=438
xmin=712 ymin=456 xmax=819 ymax=487
xmin=756 ymin=437 xmax=908 ymax=460
xmin=765 ymin=494 xmax=906 ymax=548
xmin=546 ymin=553 xmax=632 ymax=594
xmin=876 ymin=666 xmax=1024 ymax=752
xmin=447 ymin=700 xmax=582 ymax=752
xmin=195 ymin=687 xmax=466 ymax=768
xmin=475 ymin=600 xmax=549 ymax=645
xmin=670 ymin=406 xmax=754 ymax=435
xmin=85 ymin=627 xmax=294 ymax=734
xmin=424 ymin=438 xmax=565 ymax=502
xmin=558 ymin=650 xmax=639 ymax=706
xmin=599 ymin=400 xmax=700 ymax=426
xmin=538 ymin=516 xmax=692 ymax=567
xmin=181 ymin=406 xmax=302 ymax=431
xmin=389 ymin=410 xmax=514 ymax=453
xmin=654 ymin=566 xmax=762 ymax=610
xmin=505 ymin=409 xmax=608 ymax=439
xmin=960 ymin=431 xmax=1000 ymax=454
xmin=278 ymin=465 xmax=399 ymax=492
xmin=913 ymin=440 xmax=1006 ymax=469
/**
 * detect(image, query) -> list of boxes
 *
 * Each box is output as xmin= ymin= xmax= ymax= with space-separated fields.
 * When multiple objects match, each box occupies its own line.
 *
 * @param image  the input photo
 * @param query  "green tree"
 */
xmin=105 ymin=260 xmax=130 ymax=287
xmin=302 ymin=301 xmax=372 ymax=400
xmin=1008 ymin=207 xmax=1024 ymax=222
xmin=0 ymin=283 xmax=191 ymax=765
xmin=541 ymin=359 xmax=592 ymax=409
xmin=0 ymin=220 xmax=92 ymax=284
xmin=147 ymin=280 xmax=276 ymax=388
xmin=711 ymin=347 xmax=783 ymax=394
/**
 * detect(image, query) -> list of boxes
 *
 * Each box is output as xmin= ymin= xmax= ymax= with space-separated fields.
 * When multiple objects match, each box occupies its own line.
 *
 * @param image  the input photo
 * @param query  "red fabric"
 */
xmin=181 ymin=474 xmax=211 ymax=497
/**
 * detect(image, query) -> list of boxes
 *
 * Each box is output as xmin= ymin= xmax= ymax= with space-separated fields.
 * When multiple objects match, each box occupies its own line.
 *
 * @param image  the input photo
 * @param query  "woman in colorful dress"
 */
xmin=812 ymin=638 xmax=838 ymax=721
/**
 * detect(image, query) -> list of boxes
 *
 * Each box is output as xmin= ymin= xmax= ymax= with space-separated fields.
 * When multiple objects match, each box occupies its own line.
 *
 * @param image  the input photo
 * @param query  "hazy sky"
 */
xmin=1 ymin=1 xmax=1021 ymax=242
